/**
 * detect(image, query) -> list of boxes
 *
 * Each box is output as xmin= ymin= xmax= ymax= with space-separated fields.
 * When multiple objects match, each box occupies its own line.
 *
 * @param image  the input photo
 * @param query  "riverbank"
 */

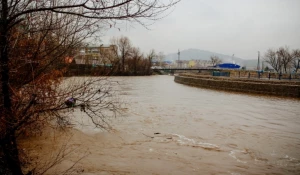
xmin=174 ymin=73 xmax=300 ymax=98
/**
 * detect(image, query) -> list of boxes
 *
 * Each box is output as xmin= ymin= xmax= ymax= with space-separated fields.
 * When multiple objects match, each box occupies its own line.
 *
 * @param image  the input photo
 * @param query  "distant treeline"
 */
xmin=64 ymin=36 xmax=163 ymax=76
xmin=64 ymin=62 xmax=153 ymax=76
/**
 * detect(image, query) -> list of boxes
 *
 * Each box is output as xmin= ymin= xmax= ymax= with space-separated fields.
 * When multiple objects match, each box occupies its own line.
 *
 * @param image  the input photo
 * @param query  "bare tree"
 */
xmin=292 ymin=49 xmax=300 ymax=73
xmin=110 ymin=36 xmax=132 ymax=73
xmin=130 ymin=47 xmax=143 ymax=74
xmin=210 ymin=55 xmax=222 ymax=66
xmin=264 ymin=47 xmax=298 ymax=73
xmin=1 ymin=11 xmax=96 ymax=175
xmin=277 ymin=46 xmax=294 ymax=73
xmin=0 ymin=0 xmax=180 ymax=174
xmin=264 ymin=49 xmax=281 ymax=72
xmin=108 ymin=37 xmax=154 ymax=75
xmin=146 ymin=49 xmax=156 ymax=72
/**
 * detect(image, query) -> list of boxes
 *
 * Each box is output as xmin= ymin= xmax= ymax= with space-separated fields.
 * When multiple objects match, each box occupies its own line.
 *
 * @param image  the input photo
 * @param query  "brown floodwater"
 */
xmin=22 ymin=75 xmax=300 ymax=175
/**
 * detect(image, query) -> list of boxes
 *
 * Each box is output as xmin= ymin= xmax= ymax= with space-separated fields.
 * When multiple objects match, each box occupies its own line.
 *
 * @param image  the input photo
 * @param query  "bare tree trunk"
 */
xmin=122 ymin=49 xmax=125 ymax=73
xmin=0 ymin=1 xmax=23 ymax=174
xmin=134 ymin=58 xmax=137 ymax=75
xmin=0 ymin=0 xmax=11 ymax=111
xmin=1 ymin=133 xmax=24 ymax=175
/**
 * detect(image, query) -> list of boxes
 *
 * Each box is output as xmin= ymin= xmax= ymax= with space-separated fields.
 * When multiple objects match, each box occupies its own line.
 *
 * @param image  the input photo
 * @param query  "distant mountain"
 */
xmin=165 ymin=48 xmax=258 ymax=68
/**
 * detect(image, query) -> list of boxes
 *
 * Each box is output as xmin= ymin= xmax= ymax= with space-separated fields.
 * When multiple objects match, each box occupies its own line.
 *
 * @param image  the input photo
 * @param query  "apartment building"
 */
xmin=75 ymin=44 xmax=117 ymax=66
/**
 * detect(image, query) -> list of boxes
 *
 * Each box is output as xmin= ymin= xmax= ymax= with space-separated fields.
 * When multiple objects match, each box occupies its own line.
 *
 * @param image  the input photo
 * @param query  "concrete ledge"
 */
xmin=174 ymin=74 xmax=300 ymax=98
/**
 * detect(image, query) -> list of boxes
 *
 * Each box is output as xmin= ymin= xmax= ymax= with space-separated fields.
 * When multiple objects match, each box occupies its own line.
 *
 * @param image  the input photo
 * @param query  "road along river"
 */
xmin=22 ymin=75 xmax=300 ymax=175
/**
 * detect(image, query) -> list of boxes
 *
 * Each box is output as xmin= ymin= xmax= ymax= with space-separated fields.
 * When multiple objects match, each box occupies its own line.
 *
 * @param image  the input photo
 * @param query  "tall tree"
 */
xmin=130 ymin=47 xmax=143 ymax=74
xmin=147 ymin=49 xmax=156 ymax=68
xmin=111 ymin=36 xmax=132 ymax=73
xmin=292 ymin=49 xmax=300 ymax=73
xmin=0 ymin=0 xmax=180 ymax=174
xmin=277 ymin=46 xmax=293 ymax=73
xmin=264 ymin=47 xmax=298 ymax=73
xmin=264 ymin=49 xmax=281 ymax=72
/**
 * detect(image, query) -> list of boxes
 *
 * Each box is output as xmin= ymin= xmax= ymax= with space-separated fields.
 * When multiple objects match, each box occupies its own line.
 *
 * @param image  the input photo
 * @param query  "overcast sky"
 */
xmin=101 ymin=0 xmax=300 ymax=60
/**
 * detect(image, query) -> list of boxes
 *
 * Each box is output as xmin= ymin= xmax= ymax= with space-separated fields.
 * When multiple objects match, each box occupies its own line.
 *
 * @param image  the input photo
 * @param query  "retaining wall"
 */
xmin=174 ymin=74 xmax=300 ymax=98
xmin=227 ymin=70 xmax=300 ymax=79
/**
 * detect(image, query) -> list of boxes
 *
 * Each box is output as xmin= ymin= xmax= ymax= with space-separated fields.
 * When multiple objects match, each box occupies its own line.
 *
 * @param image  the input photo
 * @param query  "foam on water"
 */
xmin=276 ymin=154 xmax=300 ymax=167
xmin=172 ymin=134 xmax=221 ymax=151
xmin=229 ymin=150 xmax=248 ymax=164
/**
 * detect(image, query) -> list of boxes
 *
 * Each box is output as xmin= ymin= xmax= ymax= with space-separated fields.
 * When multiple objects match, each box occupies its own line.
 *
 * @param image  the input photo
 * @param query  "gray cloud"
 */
xmin=101 ymin=0 xmax=300 ymax=60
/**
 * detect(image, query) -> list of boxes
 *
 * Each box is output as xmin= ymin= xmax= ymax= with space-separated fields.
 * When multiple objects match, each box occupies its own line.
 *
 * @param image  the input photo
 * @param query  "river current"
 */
xmin=32 ymin=75 xmax=300 ymax=175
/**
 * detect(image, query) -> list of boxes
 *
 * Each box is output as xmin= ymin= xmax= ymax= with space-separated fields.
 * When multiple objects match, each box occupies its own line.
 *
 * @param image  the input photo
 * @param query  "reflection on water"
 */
xmin=71 ymin=75 xmax=300 ymax=175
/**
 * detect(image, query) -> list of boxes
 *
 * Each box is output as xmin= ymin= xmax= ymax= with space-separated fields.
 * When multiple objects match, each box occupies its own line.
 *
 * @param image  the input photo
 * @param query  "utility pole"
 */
xmin=177 ymin=49 xmax=180 ymax=68
xmin=257 ymin=51 xmax=260 ymax=71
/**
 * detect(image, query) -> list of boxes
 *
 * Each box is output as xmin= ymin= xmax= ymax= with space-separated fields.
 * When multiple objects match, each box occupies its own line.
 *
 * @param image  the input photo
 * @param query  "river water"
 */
xmin=29 ymin=75 xmax=300 ymax=175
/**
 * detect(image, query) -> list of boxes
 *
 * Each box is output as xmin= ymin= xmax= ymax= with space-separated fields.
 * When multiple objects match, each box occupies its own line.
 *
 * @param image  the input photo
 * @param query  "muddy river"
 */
xmin=23 ymin=76 xmax=300 ymax=175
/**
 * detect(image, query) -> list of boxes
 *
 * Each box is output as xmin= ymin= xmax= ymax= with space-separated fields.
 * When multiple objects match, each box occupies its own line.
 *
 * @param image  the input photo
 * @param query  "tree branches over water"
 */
xmin=5 ymin=0 xmax=180 ymax=29
xmin=0 ymin=0 xmax=180 ymax=174
xmin=55 ymin=77 xmax=125 ymax=130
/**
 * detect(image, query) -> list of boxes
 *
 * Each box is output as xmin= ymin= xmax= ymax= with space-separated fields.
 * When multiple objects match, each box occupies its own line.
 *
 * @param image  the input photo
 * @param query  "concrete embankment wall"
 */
xmin=174 ymin=74 xmax=300 ymax=98
xmin=198 ymin=70 xmax=300 ymax=79
xmin=227 ymin=70 xmax=300 ymax=79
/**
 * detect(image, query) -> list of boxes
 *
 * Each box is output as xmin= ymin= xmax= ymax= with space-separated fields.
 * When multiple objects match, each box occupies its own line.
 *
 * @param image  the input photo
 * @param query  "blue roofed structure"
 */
xmin=215 ymin=63 xmax=240 ymax=69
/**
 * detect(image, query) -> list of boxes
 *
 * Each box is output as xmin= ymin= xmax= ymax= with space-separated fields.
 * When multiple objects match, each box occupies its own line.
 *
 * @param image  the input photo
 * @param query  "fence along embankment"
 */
xmin=174 ymin=73 xmax=300 ymax=98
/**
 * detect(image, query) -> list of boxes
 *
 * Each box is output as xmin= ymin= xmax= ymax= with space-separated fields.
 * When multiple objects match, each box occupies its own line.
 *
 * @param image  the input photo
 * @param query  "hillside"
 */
xmin=165 ymin=49 xmax=258 ymax=68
